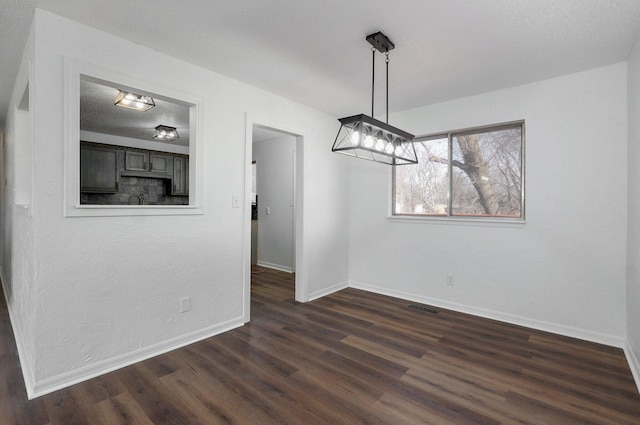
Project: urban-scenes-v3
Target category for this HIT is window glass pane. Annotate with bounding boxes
[451,126,522,217]
[394,136,449,215]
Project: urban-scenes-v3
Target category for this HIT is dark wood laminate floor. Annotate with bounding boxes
[1,267,640,424]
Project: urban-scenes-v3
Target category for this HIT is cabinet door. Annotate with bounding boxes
[125,151,148,171]
[149,153,172,174]
[81,145,118,193]
[185,158,189,195]
[172,156,189,195]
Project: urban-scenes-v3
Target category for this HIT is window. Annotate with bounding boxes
[393,121,524,219]
[79,77,191,207]
[64,58,203,217]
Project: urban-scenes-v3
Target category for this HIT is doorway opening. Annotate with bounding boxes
[244,121,305,322]
[252,127,296,274]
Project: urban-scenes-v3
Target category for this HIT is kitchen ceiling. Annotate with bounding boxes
[80,78,190,147]
[2,0,640,130]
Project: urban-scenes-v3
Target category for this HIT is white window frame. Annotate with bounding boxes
[390,121,525,227]
[63,58,204,217]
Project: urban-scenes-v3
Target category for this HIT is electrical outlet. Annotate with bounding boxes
[446,275,454,286]
[180,297,191,313]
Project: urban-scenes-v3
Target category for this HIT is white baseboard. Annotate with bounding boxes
[625,339,640,394]
[257,261,293,274]
[349,280,625,348]
[0,266,36,398]
[29,316,245,399]
[308,280,349,302]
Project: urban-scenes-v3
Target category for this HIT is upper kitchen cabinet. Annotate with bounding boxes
[80,144,118,193]
[150,153,172,174]
[172,156,189,195]
[80,141,189,205]
[125,150,147,172]
[124,151,173,174]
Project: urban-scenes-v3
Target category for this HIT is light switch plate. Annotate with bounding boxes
[180,297,191,313]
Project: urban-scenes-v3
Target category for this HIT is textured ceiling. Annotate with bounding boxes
[2,0,640,130]
[80,78,190,146]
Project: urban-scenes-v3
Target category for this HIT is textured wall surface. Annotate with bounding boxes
[626,34,640,384]
[4,9,349,397]
[1,19,37,392]
[349,63,628,346]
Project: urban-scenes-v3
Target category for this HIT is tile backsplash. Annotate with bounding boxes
[81,176,188,205]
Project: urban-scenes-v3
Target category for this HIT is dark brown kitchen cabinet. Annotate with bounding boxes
[81,142,189,198]
[149,153,172,173]
[125,150,147,171]
[125,150,173,174]
[172,156,189,195]
[80,144,118,193]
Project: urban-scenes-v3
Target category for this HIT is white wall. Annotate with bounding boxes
[626,36,640,385]
[253,135,296,272]
[348,63,628,346]
[1,20,37,393]
[4,9,349,398]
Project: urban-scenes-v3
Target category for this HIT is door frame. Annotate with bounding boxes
[243,114,307,323]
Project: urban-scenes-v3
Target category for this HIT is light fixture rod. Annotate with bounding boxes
[386,52,389,124]
[371,48,375,117]
[366,32,395,122]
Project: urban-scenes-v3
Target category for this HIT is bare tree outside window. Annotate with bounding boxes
[395,136,449,215]
[393,122,524,219]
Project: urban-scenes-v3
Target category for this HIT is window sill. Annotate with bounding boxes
[65,204,203,217]
[387,215,525,228]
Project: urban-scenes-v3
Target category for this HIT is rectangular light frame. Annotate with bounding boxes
[114,90,156,111]
[332,114,417,165]
[153,125,179,141]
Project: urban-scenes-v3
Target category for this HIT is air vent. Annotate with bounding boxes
[408,304,440,314]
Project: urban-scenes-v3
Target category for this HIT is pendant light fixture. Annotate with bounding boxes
[332,31,417,165]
